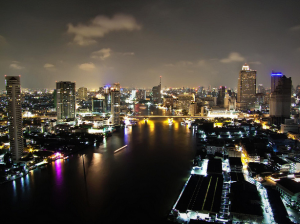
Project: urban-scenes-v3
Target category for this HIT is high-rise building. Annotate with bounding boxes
[217,86,226,107]
[237,63,256,111]
[92,98,104,113]
[5,76,24,161]
[271,72,283,93]
[78,87,87,100]
[257,84,266,94]
[111,89,120,125]
[56,81,76,120]
[152,77,161,104]
[269,73,292,125]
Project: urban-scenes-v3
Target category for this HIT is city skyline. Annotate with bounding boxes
[1,1,300,89]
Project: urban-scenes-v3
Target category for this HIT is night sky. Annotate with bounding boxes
[1,0,300,90]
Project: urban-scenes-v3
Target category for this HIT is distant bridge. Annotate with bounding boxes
[127,115,207,119]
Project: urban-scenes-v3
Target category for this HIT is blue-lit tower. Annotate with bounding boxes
[271,71,283,93]
[269,72,292,125]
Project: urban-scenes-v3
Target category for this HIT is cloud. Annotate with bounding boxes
[0,35,7,45]
[79,62,95,71]
[9,62,24,70]
[119,52,135,56]
[44,63,55,68]
[67,14,141,46]
[163,63,175,67]
[297,47,300,52]
[91,48,111,60]
[290,25,300,31]
[178,61,193,66]
[249,61,262,65]
[220,52,245,63]
[197,60,206,66]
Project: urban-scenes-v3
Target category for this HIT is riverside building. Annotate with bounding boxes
[5,76,24,161]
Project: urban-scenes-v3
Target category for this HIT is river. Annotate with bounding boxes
[0,117,196,224]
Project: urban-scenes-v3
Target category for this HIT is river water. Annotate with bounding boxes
[0,116,197,223]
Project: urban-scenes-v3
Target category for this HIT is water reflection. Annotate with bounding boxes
[174,121,179,131]
[92,153,102,166]
[55,159,63,187]
[2,118,196,223]
[146,119,155,133]
[124,125,132,146]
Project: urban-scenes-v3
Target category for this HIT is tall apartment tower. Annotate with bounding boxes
[111,88,120,125]
[152,76,161,104]
[56,81,76,120]
[5,76,24,161]
[78,87,87,100]
[237,63,256,111]
[269,73,292,125]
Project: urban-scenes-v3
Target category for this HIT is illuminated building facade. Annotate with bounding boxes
[56,81,76,120]
[237,64,256,111]
[111,89,120,125]
[269,73,292,125]
[78,87,87,100]
[5,76,24,161]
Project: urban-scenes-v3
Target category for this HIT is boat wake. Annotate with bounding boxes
[114,145,128,153]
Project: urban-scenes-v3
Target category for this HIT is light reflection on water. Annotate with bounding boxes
[55,159,63,187]
[1,118,196,223]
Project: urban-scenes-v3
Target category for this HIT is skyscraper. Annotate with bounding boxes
[111,88,120,125]
[78,87,87,100]
[269,73,292,125]
[271,72,283,93]
[217,86,226,107]
[56,81,76,120]
[237,63,256,111]
[5,76,23,161]
[152,76,161,104]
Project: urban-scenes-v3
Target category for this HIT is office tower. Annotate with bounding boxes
[217,86,226,107]
[224,93,236,110]
[111,89,120,125]
[103,85,111,113]
[152,76,162,104]
[5,76,24,161]
[113,83,120,91]
[92,97,104,113]
[271,72,283,93]
[78,87,87,100]
[189,101,197,116]
[237,63,256,111]
[197,86,204,97]
[269,73,292,125]
[295,85,300,96]
[56,81,76,120]
[136,89,146,100]
[257,84,266,94]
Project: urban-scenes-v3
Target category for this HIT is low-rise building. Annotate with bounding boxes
[276,178,300,208]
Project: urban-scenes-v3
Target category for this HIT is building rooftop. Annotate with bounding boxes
[175,174,223,214]
[230,181,263,217]
[228,157,242,167]
[230,172,245,182]
[276,178,300,195]
[207,159,222,175]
